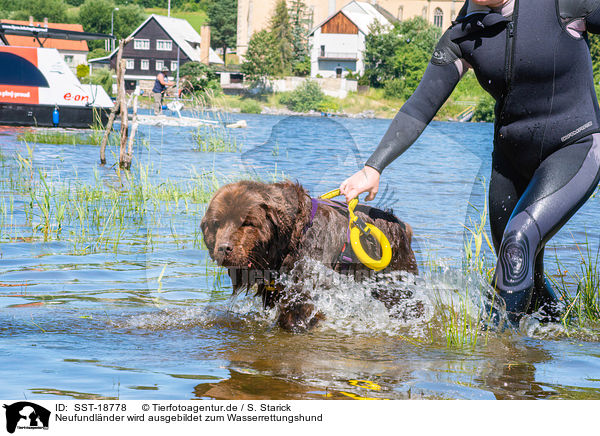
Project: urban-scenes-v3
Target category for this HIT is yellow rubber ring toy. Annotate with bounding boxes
[319,189,392,271]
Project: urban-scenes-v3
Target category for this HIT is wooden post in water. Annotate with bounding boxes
[118,57,129,168]
[100,38,127,164]
[99,37,133,167]
[124,94,138,169]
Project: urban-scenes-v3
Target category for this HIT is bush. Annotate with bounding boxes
[279,80,324,112]
[88,68,113,96]
[316,96,339,113]
[88,48,108,61]
[292,57,311,76]
[178,62,220,95]
[383,78,405,99]
[357,74,370,86]
[473,94,496,122]
[239,99,262,114]
[76,64,90,80]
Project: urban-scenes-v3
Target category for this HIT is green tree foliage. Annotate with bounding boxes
[81,68,114,96]
[473,94,495,122]
[364,17,441,98]
[288,0,312,76]
[79,0,145,50]
[270,0,294,75]
[241,30,280,82]
[19,0,68,22]
[589,33,600,94]
[207,0,237,65]
[178,61,220,95]
[242,0,311,80]
[88,48,109,60]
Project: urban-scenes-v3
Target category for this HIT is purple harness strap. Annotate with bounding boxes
[305,197,354,265]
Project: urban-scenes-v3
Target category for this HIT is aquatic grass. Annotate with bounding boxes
[192,126,241,153]
[17,130,117,147]
[435,287,481,350]
[552,237,600,329]
[462,178,496,280]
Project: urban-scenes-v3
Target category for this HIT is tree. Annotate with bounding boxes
[241,30,279,83]
[178,61,220,95]
[270,0,293,75]
[21,0,68,22]
[79,0,144,50]
[589,33,600,92]
[288,0,312,76]
[88,47,109,61]
[207,0,237,65]
[364,17,441,97]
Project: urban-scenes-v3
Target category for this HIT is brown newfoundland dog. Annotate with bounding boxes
[201,180,419,331]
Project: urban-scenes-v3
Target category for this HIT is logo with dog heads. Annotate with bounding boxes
[3,402,50,433]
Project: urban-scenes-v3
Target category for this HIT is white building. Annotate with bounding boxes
[308,1,391,78]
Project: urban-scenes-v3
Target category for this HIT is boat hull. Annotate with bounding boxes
[0,103,110,128]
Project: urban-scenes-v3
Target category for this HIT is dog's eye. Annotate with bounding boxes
[242,220,255,228]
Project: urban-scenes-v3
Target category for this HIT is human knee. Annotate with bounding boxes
[495,212,541,292]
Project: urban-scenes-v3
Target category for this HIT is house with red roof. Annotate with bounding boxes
[0,18,89,72]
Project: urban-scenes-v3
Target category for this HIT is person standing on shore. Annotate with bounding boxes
[152,67,175,115]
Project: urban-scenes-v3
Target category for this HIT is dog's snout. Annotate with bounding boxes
[217,242,233,255]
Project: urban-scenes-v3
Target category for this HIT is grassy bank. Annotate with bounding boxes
[217,71,488,120]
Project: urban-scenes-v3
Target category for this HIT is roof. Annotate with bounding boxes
[90,14,223,65]
[309,1,391,36]
[0,20,89,51]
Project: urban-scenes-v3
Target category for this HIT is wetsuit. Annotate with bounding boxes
[365,0,600,320]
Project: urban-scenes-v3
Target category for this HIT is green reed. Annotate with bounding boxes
[551,236,600,329]
[17,130,115,147]
[192,125,241,153]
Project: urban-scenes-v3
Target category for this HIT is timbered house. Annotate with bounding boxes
[89,14,222,91]
[308,1,392,78]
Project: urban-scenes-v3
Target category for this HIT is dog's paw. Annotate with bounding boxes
[277,302,324,332]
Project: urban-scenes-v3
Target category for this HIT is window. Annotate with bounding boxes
[134,39,150,50]
[434,8,443,28]
[141,59,149,70]
[64,55,73,64]
[171,61,178,71]
[422,6,427,19]
[397,6,403,21]
[125,58,134,69]
[155,60,164,71]
[320,45,325,57]
[156,40,172,51]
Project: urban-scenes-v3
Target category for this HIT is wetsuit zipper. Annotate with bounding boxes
[498,1,518,128]
[504,22,515,87]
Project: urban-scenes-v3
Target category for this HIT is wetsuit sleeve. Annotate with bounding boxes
[560,0,600,32]
[365,32,463,173]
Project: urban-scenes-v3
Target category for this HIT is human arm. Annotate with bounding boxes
[340,31,464,202]
[559,0,600,32]
[158,73,175,87]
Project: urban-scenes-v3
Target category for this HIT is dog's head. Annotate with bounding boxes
[201,181,308,283]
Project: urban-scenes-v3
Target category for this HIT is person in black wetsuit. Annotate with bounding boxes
[340,0,600,322]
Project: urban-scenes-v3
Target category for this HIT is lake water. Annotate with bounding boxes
[1,111,600,400]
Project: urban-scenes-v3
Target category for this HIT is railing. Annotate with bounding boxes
[318,51,358,60]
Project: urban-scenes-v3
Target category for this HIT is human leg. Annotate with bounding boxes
[153,92,162,115]
[494,134,600,319]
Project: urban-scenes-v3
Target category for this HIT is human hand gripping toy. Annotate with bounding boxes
[341,0,600,324]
